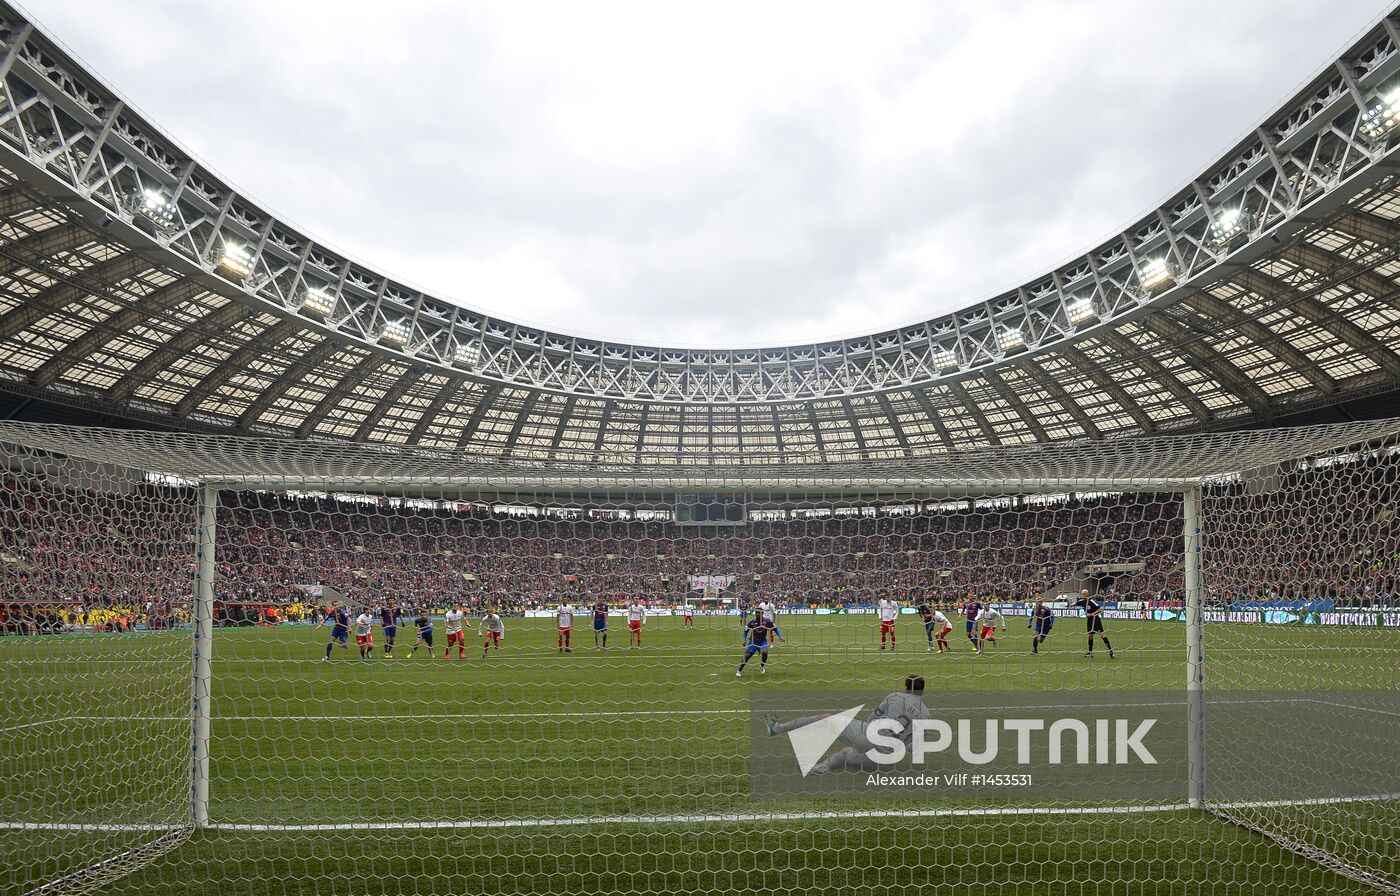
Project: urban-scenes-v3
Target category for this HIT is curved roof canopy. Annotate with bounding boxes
[1,3,1399,465]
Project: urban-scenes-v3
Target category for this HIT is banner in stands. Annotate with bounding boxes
[518,604,1400,626]
[689,575,735,591]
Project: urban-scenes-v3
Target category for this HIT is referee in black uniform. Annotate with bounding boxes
[1073,588,1115,659]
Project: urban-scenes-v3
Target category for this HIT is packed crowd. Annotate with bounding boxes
[214,490,1190,612]
[1,448,1396,632]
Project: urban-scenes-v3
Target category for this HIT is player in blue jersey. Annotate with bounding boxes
[322,601,350,661]
[1030,598,1055,654]
[591,598,609,651]
[964,598,983,653]
[736,609,776,677]
[408,609,433,658]
[379,600,399,659]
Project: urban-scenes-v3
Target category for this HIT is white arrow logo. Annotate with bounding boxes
[785,705,864,776]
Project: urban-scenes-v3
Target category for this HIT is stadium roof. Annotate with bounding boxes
[0,3,1399,465]
[5,419,1398,496]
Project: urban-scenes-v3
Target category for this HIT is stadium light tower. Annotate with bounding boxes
[1137,257,1175,293]
[217,241,254,281]
[300,287,336,318]
[1360,87,1400,141]
[380,319,412,345]
[932,346,959,371]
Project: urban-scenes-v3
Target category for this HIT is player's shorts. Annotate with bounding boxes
[879,620,896,633]
[939,624,953,637]
[593,618,607,631]
[446,630,464,646]
[745,642,768,656]
[1034,618,1053,635]
[418,630,433,646]
[558,625,572,633]
[355,634,372,646]
[628,620,643,633]
[965,619,977,633]
[382,625,396,639]
[923,619,935,632]
[330,627,348,644]
[980,625,996,639]
[683,611,694,618]
[484,630,502,646]
[1087,616,1105,633]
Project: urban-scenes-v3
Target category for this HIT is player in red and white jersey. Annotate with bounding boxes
[917,600,952,653]
[757,599,785,642]
[682,603,694,628]
[556,601,575,653]
[479,610,505,658]
[627,601,646,649]
[877,597,899,650]
[979,607,1004,648]
[353,610,375,661]
[443,605,466,659]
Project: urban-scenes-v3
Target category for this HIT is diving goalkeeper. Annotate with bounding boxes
[764,674,929,774]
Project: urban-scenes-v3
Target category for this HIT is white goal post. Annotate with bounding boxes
[2,419,1399,895]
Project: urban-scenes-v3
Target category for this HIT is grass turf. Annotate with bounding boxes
[3,614,1398,894]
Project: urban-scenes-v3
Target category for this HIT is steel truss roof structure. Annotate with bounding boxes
[0,3,1399,465]
[5,419,1398,495]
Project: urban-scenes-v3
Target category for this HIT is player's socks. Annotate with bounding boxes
[324,644,333,659]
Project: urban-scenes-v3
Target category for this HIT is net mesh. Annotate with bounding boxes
[1,421,1398,895]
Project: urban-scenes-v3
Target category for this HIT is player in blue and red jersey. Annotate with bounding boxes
[322,601,350,662]
[592,597,609,651]
[379,600,399,659]
[1030,599,1055,654]
[964,598,983,653]
[736,610,776,676]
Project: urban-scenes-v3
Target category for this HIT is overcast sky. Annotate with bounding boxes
[21,0,1395,346]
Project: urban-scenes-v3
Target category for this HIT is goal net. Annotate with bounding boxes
[2,420,1398,895]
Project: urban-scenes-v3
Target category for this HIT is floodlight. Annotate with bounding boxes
[136,189,176,228]
[301,287,335,317]
[380,319,412,345]
[455,341,482,367]
[1137,257,1174,292]
[1209,207,1249,247]
[217,242,254,280]
[1360,88,1400,141]
[996,328,1025,351]
[1066,297,1097,324]
[932,347,958,370]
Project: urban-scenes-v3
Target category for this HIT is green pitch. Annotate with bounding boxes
[3,615,1397,895]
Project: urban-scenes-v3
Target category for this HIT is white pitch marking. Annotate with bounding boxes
[6,793,1398,835]
[0,716,73,734]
